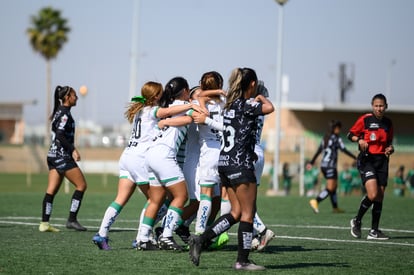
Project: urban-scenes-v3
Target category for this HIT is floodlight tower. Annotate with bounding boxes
[272,0,288,192]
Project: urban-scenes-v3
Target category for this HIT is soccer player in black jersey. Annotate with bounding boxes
[309,120,356,213]
[348,93,394,240]
[39,86,88,232]
[189,68,274,271]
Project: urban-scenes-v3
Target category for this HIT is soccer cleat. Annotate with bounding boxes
[158,236,183,251]
[175,224,191,244]
[332,208,345,213]
[39,222,60,232]
[350,218,362,239]
[136,240,159,250]
[309,199,319,213]
[188,235,202,266]
[66,220,87,231]
[367,229,389,240]
[209,232,229,250]
[92,233,110,250]
[233,261,266,271]
[251,237,260,251]
[257,228,275,251]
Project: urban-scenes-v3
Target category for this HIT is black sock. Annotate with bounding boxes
[42,193,54,222]
[316,189,329,203]
[68,190,84,222]
[356,196,372,222]
[201,213,236,243]
[237,221,253,263]
[330,190,338,208]
[371,201,383,230]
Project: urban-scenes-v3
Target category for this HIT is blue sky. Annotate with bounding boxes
[1,0,413,125]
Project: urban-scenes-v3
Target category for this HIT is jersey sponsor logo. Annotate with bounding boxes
[218,155,230,166]
[365,171,375,177]
[369,122,379,129]
[224,109,235,119]
[228,172,242,180]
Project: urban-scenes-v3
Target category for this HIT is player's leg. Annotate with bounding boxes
[39,168,64,232]
[64,166,88,231]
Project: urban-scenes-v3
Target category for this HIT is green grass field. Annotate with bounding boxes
[0,173,413,274]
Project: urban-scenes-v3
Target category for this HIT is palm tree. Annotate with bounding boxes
[27,7,70,144]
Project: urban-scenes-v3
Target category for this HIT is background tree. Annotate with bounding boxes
[27,7,70,144]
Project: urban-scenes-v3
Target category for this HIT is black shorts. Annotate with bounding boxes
[321,167,338,180]
[219,169,256,188]
[47,156,78,174]
[357,153,389,187]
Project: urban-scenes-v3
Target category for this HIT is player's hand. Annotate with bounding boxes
[358,139,369,152]
[192,112,207,124]
[72,149,81,161]
[190,103,208,115]
[385,145,394,157]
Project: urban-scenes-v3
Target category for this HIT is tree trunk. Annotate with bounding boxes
[45,60,51,146]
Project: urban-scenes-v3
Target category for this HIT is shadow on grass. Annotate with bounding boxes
[261,245,338,253]
[265,262,351,270]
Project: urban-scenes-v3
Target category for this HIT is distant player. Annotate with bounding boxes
[309,120,356,213]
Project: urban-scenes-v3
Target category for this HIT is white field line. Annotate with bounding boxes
[1,216,413,247]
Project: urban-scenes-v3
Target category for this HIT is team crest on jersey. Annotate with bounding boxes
[370,133,376,141]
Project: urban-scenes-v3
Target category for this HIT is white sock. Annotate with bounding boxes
[137,216,154,242]
[253,212,266,235]
[195,194,212,234]
[162,207,182,238]
[220,198,231,215]
[98,202,122,237]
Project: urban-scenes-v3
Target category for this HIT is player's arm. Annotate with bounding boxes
[156,104,206,119]
[198,89,226,98]
[254,94,274,115]
[157,114,193,128]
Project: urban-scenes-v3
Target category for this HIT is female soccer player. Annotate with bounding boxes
[92,82,203,250]
[348,93,394,240]
[137,77,195,251]
[189,68,274,271]
[309,120,356,213]
[39,86,88,232]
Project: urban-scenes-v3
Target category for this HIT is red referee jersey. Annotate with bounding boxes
[348,113,393,155]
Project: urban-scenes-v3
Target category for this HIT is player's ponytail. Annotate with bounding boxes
[125,81,163,123]
[50,86,72,120]
[225,67,257,110]
[159,77,189,108]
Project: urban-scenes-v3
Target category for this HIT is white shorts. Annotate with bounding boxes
[254,144,264,186]
[198,141,221,186]
[146,145,185,187]
[183,146,200,200]
[118,145,149,185]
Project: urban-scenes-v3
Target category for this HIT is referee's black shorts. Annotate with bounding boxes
[357,153,389,186]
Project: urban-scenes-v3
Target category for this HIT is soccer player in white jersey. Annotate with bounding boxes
[137,77,199,251]
[92,82,201,250]
[192,71,226,236]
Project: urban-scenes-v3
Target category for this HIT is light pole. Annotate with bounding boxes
[272,0,288,193]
